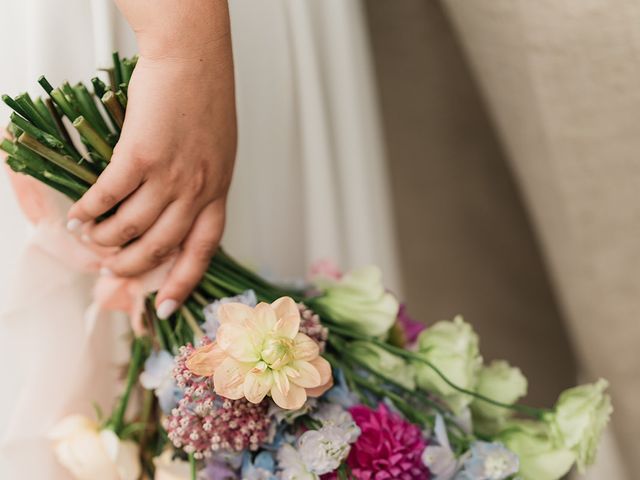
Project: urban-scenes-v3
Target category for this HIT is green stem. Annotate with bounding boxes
[111,337,145,435]
[189,453,197,480]
[326,323,547,418]
[181,306,204,341]
[18,132,97,184]
[50,88,79,121]
[102,91,125,129]
[73,116,113,161]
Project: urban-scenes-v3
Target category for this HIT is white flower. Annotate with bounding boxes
[313,266,399,337]
[276,417,355,478]
[415,316,482,413]
[422,415,459,480]
[311,403,360,443]
[49,414,141,480]
[472,361,528,422]
[545,378,612,471]
[277,444,318,480]
[298,426,353,475]
[139,350,182,413]
[202,290,257,338]
[153,450,192,480]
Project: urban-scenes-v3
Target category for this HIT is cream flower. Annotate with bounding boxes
[49,414,141,480]
[153,450,193,480]
[187,296,333,410]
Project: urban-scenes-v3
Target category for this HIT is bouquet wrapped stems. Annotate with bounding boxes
[2,54,611,479]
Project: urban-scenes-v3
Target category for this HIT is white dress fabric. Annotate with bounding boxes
[0,0,400,477]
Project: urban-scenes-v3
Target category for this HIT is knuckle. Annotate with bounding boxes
[99,191,117,206]
[120,224,139,242]
[189,169,207,198]
[148,243,171,264]
[190,240,216,263]
[131,154,153,170]
[166,164,181,184]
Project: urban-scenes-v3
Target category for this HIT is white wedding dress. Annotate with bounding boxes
[0,0,400,477]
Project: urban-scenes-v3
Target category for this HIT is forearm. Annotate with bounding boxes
[114,0,231,60]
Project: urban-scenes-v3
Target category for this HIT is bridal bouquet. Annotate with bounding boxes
[2,55,612,480]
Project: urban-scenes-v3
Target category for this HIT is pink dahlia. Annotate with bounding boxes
[346,404,429,480]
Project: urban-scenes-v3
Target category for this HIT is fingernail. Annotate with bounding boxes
[156,299,178,320]
[99,267,114,277]
[66,218,83,232]
[81,233,91,243]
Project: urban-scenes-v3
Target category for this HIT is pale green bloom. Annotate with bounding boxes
[414,316,482,413]
[544,379,612,471]
[472,360,528,423]
[313,266,399,337]
[349,341,416,390]
[498,420,576,480]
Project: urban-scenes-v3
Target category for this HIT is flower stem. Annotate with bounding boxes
[111,337,145,435]
[181,306,204,341]
[189,453,197,480]
[73,116,113,161]
[18,132,97,184]
[326,323,548,418]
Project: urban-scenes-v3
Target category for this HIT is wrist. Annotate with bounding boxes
[127,0,231,61]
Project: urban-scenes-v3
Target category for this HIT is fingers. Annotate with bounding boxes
[66,154,144,229]
[155,201,225,319]
[86,181,172,247]
[102,200,197,276]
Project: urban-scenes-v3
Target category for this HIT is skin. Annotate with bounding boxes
[67,0,237,318]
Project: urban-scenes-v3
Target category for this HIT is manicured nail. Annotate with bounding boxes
[156,299,178,320]
[99,267,114,277]
[66,218,83,232]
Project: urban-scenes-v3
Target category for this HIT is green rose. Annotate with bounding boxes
[348,340,416,390]
[313,266,399,337]
[414,316,482,413]
[544,379,612,471]
[472,360,528,423]
[498,420,576,480]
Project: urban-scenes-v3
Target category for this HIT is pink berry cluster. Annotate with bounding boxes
[298,303,329,352]
[164,339,271,458]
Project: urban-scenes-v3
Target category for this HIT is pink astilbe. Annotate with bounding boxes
[346,404,430,480]
[165,340,271,458]
[298,303,329,352]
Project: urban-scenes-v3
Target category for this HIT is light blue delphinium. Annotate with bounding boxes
[456,442,519,480]
[241,451,277,480]
[139,350,182,413]
[202,290,257,339]
[324,368,359,409]
[422,415,460,480]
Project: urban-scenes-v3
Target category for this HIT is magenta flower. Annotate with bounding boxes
[397,304,426,346]
[346,404,430,479]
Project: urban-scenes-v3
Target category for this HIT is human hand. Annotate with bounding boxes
[67,32,236,319]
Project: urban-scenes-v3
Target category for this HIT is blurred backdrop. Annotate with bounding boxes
[364,1,639,478]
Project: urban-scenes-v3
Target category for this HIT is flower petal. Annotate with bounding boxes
[253,302,278,332]
[218,302,254,325]
[244,370,274,404]
[272,297,301,339]
[213,357,253,400]
[216,323,261,363]
[186,342,226,376]
[272,381,307,410]
[293,333,320,361]
[306,356,334,397]
[288,360,322,388]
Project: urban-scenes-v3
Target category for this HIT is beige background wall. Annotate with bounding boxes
[364,0,577,407]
